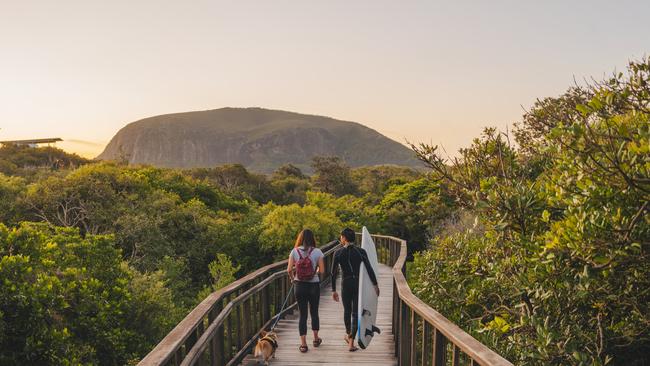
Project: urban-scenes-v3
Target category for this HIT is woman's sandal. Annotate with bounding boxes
[344,335,358,351]
[313,338,322,347]
[299,345,309,353]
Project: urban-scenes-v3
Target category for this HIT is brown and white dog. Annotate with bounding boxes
[254,330,278,365]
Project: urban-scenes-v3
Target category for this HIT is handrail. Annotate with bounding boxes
[370,234,513,366]
[139,240,340,366]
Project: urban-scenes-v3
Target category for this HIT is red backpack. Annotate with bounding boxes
[295,247,316,281]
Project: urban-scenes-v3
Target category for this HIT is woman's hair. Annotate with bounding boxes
[294,229,317,248]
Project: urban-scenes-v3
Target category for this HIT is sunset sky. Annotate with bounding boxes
[1,0,648,158]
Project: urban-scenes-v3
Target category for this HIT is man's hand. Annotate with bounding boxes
[374,285,380,297]
[332,292,339,302]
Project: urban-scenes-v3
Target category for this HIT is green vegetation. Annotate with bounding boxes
[1,58,647,365]
[409,58,649,365]
[0,144,420,365]
[0,144,88,178]
[0,223,178,365]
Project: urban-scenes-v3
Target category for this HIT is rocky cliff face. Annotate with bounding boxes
[97,107,421,173]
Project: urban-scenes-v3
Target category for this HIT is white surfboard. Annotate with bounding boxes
[357,226,380,349]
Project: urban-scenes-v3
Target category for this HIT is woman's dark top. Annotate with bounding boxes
[330,243,378,292]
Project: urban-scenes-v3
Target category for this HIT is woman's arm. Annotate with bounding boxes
[318,255,326,281]
[287,251,295,280]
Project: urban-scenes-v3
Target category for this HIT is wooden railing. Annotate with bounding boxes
[138,240,340,366]
[140,234,513,366]
[368,234,513,366]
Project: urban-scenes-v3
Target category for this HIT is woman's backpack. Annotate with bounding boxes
[295,247,316,281]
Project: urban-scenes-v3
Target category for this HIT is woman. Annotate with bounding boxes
[287,229,325,353]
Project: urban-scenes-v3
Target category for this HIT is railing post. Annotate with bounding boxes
[235,303,242,351]
[241,300,248,348]
[433,328,447,366]
[410,309,417,366]
[243,298,251,341]
[452,345,460,366]
[211,301,225,366]
[279,277,284,313]
[186,328,198,357]
[196,321,207,366]
[255,292,261,331]
[421,321,431,366]
[262,286,270,326]
[400,300,411,366]
[174,348,183,366]
[395,297,401,362]
[393,279,399,356]
[227,294,234,360]
[208,304,217,366]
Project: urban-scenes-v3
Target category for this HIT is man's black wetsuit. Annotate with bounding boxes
[331,243,379,338]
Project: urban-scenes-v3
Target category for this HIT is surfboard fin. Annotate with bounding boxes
[364,325,381,337]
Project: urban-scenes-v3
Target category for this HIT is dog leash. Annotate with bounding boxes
[269,282,295,331]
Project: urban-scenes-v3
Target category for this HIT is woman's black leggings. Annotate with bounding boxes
[294,281,320,336]
[341,277,359,337]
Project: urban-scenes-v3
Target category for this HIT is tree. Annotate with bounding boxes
[0,223,178,365]
[259,203,343,257]
[273,164,307,180]
[195,254,241,302]
[189,164,280,204]
[14,162,272,324]
[270,164,310,204]
[310,156,358,196]
[408,57,650,365]
[376,178,453,253]
[0,174,26,225]
[351,165,421,201]
[0,145,89,179]
[306,191,381,233]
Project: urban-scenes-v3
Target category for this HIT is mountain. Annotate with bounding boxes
[97,107,421,173]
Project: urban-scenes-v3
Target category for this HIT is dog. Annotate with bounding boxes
[254,330,278,365]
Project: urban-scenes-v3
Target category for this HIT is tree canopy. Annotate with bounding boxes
[409,57,649,365]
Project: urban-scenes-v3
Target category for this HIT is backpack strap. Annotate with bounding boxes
[297,247,314,259]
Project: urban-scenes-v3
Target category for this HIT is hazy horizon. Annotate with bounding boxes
[1,0,649,158]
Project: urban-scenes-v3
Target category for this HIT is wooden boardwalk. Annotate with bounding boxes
[242,264,396,366]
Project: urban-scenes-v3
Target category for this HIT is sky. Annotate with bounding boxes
[1,0,648,158]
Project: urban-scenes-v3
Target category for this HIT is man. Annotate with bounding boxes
[331,228,380,351]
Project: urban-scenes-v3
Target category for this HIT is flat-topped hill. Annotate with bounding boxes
[97,107,420,173]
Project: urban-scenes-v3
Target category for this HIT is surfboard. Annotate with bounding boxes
[357,226,381,349]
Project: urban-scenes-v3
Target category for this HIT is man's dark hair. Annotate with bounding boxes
[341,228,355,243]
